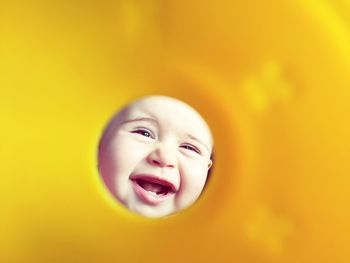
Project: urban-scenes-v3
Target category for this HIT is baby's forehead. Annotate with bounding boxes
[127,97,195,115]
[118,96,213,145]
[123,97,206,126]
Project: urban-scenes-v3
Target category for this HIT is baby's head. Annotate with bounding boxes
[98,95,213,218]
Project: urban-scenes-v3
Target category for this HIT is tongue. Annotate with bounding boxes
[141,181,164,194]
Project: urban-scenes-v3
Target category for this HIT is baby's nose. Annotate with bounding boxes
[147,144,176,168]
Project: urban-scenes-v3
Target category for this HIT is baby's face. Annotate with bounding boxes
[99,96,213,217]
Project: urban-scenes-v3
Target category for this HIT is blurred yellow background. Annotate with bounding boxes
[1,0,349,262]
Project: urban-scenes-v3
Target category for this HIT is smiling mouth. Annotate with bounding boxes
[135,178,173,195]
[130,175,176,205]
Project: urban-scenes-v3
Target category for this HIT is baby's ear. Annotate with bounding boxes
[207,159,213,170]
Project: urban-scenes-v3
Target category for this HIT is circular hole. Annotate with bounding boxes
[97,95,215,218]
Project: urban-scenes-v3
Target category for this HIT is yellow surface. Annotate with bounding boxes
[1,0,350,262]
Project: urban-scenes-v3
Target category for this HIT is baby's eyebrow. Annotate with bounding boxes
[121,117,158,125]
[186,134,211,153]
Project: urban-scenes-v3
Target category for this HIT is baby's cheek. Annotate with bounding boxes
[182,165,208,196]
[112,136,144,163]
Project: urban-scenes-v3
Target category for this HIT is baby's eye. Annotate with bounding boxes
[180,144,201,154]
[131,129,155,139]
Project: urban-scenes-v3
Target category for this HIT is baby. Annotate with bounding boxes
[98,95,213,218]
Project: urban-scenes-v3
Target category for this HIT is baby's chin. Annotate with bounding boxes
[115,188,201,218]
[126,197,177,218]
